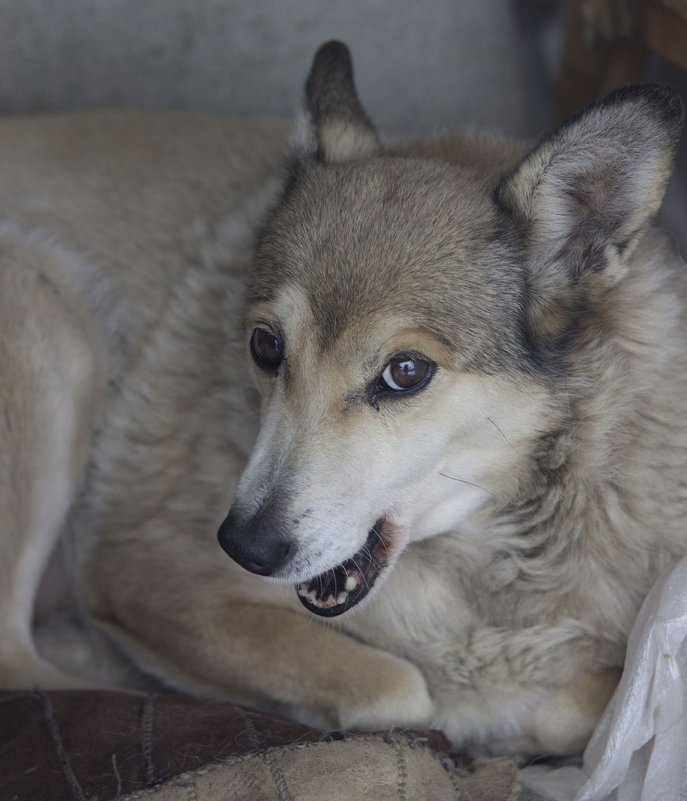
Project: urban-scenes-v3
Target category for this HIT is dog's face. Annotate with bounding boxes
[218,42,683,617]
[232,159,554,615]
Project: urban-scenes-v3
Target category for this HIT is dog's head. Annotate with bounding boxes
[218,41,683,617]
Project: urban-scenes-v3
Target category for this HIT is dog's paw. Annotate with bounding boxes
[336,651,435,732]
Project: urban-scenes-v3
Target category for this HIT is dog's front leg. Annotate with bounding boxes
[88,571,435,731]
[418,620,622,755]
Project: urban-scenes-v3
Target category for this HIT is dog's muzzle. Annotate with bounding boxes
[217,506,292,577]
[296,520,390,617]
[217,503,390,616]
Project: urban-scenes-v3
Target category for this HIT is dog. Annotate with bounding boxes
[0,40,684,757]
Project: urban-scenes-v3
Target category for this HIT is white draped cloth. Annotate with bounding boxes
[521,556,687,801]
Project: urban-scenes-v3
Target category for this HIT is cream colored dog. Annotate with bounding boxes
[1,41,685,756]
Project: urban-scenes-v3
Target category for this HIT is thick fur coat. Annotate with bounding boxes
[0,42,684,756]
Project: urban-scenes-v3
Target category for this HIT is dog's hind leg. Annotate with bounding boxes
[0,252,101,689]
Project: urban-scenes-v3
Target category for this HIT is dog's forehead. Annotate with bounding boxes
[253,157,525,367]
[264,281,454,370]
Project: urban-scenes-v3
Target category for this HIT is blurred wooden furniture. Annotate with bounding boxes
[558,0,687,120]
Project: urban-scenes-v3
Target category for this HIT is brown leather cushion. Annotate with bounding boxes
[0,691,518,801]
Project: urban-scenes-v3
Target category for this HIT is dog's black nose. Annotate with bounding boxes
[217,506,292,576]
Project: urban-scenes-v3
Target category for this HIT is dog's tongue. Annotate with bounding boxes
[295,527,385,617]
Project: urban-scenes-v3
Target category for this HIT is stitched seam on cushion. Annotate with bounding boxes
[236,707,264,752]
[449,769,465,801]
[385,735,408,801]
[184,773,198,801]
[141,694,157,785]
[264,750,293,801]
[112,753,123,800]
[117,733,461,799]
[35,691,88,801]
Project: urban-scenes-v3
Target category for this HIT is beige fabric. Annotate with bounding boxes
[115,734,519,801]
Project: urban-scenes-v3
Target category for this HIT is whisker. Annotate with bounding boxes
[350,556,370,590]
[370,525,390,556]
[438,472,496,498]
[486,416,520,455]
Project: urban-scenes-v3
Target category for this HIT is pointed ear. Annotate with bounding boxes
[291,40,381,164]
[495,84,683,337]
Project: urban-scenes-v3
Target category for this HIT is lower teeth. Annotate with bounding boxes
[297,582,350,608]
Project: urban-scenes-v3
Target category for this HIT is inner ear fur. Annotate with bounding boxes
[291,40,381,164]
[495,84,683,337]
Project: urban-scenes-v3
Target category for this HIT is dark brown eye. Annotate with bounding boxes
[379,354,433,393]
[250,326,283,373]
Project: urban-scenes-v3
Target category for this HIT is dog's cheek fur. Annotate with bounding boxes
[241,365,559,584]
[387,372,558,539]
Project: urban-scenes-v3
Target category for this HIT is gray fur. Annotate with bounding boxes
[0,46,685,758]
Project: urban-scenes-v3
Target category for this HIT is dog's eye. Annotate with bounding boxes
[378,354,433,393]
[250,326,284,373]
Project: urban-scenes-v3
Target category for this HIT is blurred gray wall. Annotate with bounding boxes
[0,0,562,135]
[0,0,683,247]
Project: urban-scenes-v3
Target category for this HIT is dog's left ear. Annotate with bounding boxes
[495,84,683,336]
[291,40,381,164]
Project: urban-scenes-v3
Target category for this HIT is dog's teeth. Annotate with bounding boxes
[336,591,348,604]
[306,590,318,604]
[344,576,358,591]
[297,585,308,597]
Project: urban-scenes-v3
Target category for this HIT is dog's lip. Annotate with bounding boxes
[295,520,390,617]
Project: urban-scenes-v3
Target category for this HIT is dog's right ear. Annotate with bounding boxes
[290,40,381,164]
